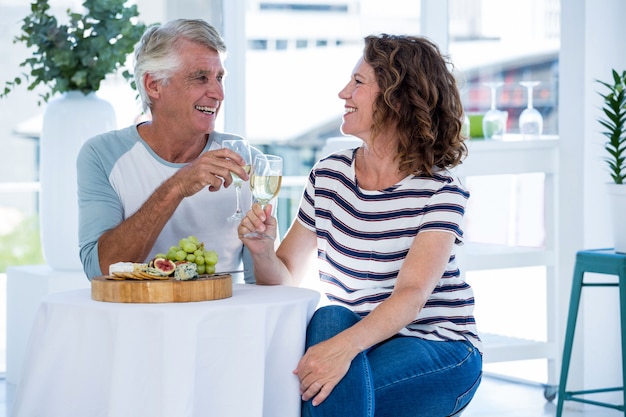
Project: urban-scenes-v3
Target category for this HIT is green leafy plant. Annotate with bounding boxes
[597,69,626,184]
[1,0,147,104]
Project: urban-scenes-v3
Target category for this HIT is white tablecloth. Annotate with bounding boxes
[11,284,320,417]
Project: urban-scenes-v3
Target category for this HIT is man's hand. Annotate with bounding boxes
[172,148,249,197]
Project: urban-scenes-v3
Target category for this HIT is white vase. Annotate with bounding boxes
[607,183,626,254]
[40,91,117,270]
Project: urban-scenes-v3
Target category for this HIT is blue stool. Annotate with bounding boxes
[556,249,626,416]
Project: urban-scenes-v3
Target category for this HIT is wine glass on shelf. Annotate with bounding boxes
[519,81,543,140]
[482,82,507,140]
[242,154,283,240]
[222,139,252,222]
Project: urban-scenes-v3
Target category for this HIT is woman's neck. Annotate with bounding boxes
[355,144,404,190]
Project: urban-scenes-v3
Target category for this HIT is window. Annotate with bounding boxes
[449,0,560,135]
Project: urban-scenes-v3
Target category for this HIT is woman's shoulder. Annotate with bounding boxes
[315,147,357,168]
[405,168,468,194]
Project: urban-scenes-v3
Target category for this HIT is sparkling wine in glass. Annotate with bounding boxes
[243,154,283,240]
[222,139,252,222]
[519,81,543,140]
[482,82,508,140]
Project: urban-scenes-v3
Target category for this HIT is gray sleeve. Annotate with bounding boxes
[77,135,125,280]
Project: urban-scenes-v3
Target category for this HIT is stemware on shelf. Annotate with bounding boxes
[482,82,508,140]
[222,139,252,222]
[242,154,283,240]
[519,81,543,140]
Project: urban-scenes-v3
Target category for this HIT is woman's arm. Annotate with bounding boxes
[240,203,318,286]
[295,230,456,405]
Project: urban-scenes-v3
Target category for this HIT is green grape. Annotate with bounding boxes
[181,241,197,254]
[204,250,218,265]
[169,235,219,274]
[166,248,178,261]
[154,253,167,259]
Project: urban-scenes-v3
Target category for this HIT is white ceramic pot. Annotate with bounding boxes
[607,183,626,254]
[40,92,116,270]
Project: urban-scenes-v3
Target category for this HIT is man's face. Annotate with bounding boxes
[157,38,226,136]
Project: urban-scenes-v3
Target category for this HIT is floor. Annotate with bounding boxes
[1,374,622,416]
[464,375,622,417]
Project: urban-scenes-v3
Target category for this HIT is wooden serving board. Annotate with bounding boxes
[91,274,232,303]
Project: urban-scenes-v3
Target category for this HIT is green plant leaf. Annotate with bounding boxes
[0,0,149,103]
[597,69,626,184]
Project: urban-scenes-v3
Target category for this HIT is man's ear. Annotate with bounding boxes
[144,73,161,101]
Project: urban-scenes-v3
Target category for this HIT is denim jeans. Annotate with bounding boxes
[301,305,483,417]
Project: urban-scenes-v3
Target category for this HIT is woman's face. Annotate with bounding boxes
[338,56,380,141]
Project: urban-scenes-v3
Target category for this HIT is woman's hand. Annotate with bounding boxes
[238,203,278,247]
[293,337,355,406]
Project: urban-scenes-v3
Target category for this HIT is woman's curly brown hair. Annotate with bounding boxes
[363,34,468,176]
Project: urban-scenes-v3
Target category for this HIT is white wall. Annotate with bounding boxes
[559,0,626,405]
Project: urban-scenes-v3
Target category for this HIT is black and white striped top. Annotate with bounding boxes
[297,148,482,352]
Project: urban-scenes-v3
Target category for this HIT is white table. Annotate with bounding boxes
[11,284,320,417]
[6,265,90,387]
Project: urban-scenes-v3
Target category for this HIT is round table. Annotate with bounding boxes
[11,284,320,417]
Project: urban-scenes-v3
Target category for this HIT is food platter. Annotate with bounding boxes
[91,273,232,303]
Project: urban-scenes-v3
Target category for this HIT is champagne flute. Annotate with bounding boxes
[519,81,543,140]
[242,154,283,240]
[222,139,252,222]
[482,82,508,140]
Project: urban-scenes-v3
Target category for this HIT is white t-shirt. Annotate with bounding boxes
[77,124,255,282]
[297,148,482,352]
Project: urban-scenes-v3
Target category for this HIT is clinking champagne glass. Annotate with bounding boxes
[242,154,283,240]
[222,139,252,222]
[519,81,543,140]
[482,82,507,140]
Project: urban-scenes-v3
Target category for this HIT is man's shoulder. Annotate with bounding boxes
[210,131,244,144]
[82,125,139,153]
[78,125,143,171]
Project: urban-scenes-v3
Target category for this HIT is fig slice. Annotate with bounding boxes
[153,257,176,276]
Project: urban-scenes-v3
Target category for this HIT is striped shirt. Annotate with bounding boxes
[297,148,482,352]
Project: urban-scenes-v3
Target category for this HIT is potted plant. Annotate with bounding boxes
[1,0,146,103]
[596,69,626,253]
[0,0,148,270]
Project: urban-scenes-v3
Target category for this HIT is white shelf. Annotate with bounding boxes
[455,136,558,177]
[462,243,555,271]
[459,136,560,388]
[481,333,557,363]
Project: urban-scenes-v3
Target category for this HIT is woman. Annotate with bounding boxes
[239,34,482,417]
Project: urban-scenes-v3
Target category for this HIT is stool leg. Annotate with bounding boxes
[556,264,585,417]
[619,270,626,417]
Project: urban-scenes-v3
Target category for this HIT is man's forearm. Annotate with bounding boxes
[97,177,184,273]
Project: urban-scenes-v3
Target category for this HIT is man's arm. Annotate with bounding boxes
[80,144,248,278]
[96,174,184,276]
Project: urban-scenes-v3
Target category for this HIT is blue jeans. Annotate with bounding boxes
[301,305,483,417]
